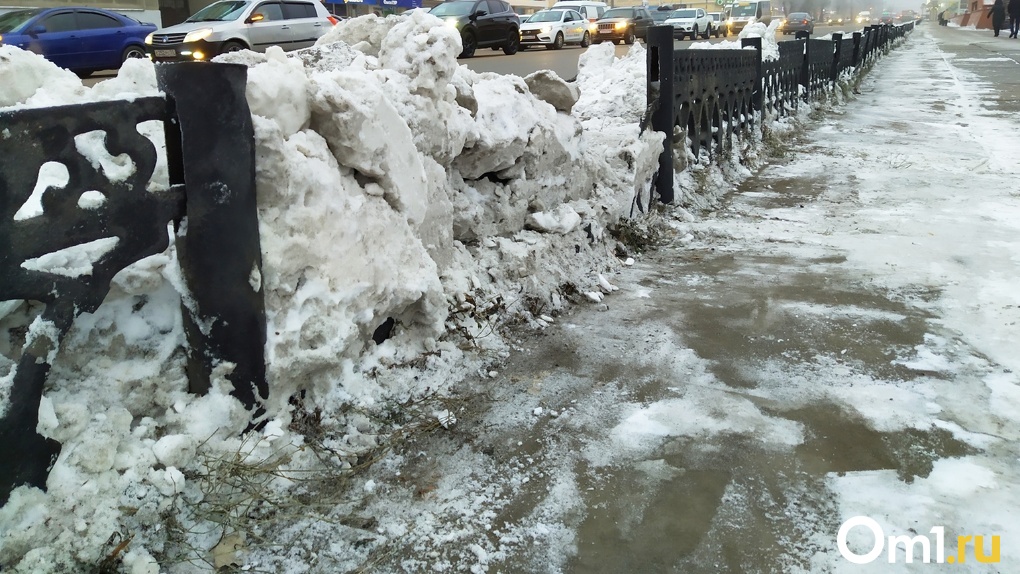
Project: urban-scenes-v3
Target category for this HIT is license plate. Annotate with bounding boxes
[523,31,537,36]
[154,49,176,58]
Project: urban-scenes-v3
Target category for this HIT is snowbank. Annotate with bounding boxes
[0,11,668,571]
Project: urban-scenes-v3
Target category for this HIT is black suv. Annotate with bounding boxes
[594,6,653,45]
[430,0,520,58]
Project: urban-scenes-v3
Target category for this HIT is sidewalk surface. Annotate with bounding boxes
[931,23,1020,113]
[301,24,1020,573]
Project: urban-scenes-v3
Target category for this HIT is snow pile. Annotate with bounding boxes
[0,11,669,572]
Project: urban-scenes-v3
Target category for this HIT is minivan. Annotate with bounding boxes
[145,0,336,62]
[725,0,770,34]
[551,0,607,30]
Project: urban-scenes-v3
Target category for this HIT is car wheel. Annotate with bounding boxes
[624,27,635,44]
[502,29,519,55]
[75,70,93,79]
[122,45,146,62]
[581,31,590,47]
[459,30,477,58]
[552,32,565,49]
[703,24,711,39]
[220,41,246,55]
[692,25,698,39]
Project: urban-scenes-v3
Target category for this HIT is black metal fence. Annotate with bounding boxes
[647,21,916,203]
[0,63,267,505]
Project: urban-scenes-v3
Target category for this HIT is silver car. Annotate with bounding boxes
[145,0,337,62]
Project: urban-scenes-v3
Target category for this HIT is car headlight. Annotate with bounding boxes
[183,28,213,43]
[144,32,154,44]
[541,25,551,33]
[614,21,627,29]
[445,17,459,28]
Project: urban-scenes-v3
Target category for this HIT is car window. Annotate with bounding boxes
[789,12,809,18]
[570,10,583,20]
[429,1,474,16]
[730,3,759,17]
[602,8,633,18]
[77,11,122,30]
[528,10,553,21]
[39,12,77,33]
[671,9,697,18]
[282,2,317,18]
[0,8,43,32]
[486,0,503,14]
[253,2,283,20]
[187,0,250,22]
[500,1,511,12]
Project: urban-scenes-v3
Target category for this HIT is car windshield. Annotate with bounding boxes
[652,10,671,22]
[710,13,721,20]
[602,8,634,18]
[528,10,564,22]
[670,9,697,18]
[186,1,250,22]
[0,8,42,32]
[730,3,759,17]
[430,1,476,17]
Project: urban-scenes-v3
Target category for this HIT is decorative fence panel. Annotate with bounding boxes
[0,62,268,505]
[646,22,916,203]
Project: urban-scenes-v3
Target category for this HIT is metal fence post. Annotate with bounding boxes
[647,25,675,204]
[741,36,763,112]
[796,32,810,97]
[831,33,842,82]
[852,31,862,67]
[155,63,269,421]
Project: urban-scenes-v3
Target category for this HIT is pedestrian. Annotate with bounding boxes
[989,0,1006,36]
[1008,0,1020,37]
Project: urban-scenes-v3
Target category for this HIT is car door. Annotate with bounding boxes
[75,10,124,71]
[246,2,288,52]
[491,0,513,39]
[566,10,583,41]
[636,8,652,37]
[27,11,81,70]
[280,1,322,49]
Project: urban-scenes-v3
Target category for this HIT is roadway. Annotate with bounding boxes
[461,24,848,79]
[81,24,849,87]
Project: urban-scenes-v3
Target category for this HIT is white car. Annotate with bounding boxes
[664,7,712,40]
[520,9,591,49]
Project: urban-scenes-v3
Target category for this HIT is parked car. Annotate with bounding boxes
[145,0,337,63]
[707,11,729,36]
[664,7,712,40]
[651,5,675,25]
[520,9,590,49]
[594,6,653,44]
[0,7,155,77]
[430,0,520,58]
[780,11,814,35]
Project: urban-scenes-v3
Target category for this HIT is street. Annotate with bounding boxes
[80,25,850,86]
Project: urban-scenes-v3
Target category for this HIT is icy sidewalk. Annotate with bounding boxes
[241,26,1020,573]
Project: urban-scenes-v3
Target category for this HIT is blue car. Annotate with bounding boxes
[0,7,156,77]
